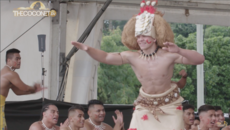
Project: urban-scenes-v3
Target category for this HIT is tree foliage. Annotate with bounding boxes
[170,23,196,37]
[98,22,230,112]
[98,28,140,104]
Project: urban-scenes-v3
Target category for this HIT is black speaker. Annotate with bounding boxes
[38,34,46,52]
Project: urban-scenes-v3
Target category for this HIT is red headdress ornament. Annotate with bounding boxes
[138,0,158,15]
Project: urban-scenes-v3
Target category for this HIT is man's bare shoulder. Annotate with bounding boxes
[158,48,176,56]
[158,48,180,59]
[1,68,19,79]
[120,51,140,61]
[54,125,60,130]
[81,119,93,130]
[121,51,139,57]
[29,121,43,130]
[84,119,91,126]
[102,122,113,130]
[190,127,198,130]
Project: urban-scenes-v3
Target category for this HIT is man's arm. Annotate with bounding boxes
[9,72,40,93]
[162,42,205,65]
[176,70,187,89]
[72,42,130,65]
[11,84,39,95]
[175,49,205,65]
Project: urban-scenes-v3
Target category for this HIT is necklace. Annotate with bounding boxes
[197,125,201,130]
[197,125,211,130]
[139,46,159,60]
[89,118,105,130]
[42,120,55,130]
[69,125,72,130]
[5,65,15,71]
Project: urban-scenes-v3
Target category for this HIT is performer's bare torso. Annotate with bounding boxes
[0,67,15,97]
[124,49,176,94]
[71,36,204,95]
[81,119,113,130]
[29,121,60,130]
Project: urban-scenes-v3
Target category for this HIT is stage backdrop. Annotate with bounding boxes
[5,98,133,130]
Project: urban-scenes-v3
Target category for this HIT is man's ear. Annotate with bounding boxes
[43,112,46,118]
[88,110,91,117]
[199,115,203,121]
[69,117,73,122]
[6,58,11,64]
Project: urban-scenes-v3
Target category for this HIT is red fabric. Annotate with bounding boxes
[176,106,182,110]
[128,128,137,130]
[141,114,148,120]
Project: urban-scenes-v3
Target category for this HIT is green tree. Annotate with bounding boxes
[203,26,230,112]
[103,20,127,36]
[172,26,230,112]
[170,23,196,37]
[98,27,141,104]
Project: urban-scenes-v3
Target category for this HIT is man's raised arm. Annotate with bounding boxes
[72,42,129,65]
[162,42,205,65]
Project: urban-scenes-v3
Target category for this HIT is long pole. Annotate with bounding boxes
[62,0,112,65]
[41,52,45,101]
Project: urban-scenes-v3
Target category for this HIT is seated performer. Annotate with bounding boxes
[194,105,216,130]
[29,103,60,130]
[0,48,43,130]
[60,105,85,130]
[80,100,124,130]
[183,104,195,130]
[71,0,204,129]
[82,100,112,130]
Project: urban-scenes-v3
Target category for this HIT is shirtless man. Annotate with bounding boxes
[60,105,85,130]
[183,104,195,130]
[0,48,43,130]
[191,105,216,130]
[72,34,203,130]
[29,103,60,130]
[72,1,204,129]
[81,100,113,130]
[79,100,124,130]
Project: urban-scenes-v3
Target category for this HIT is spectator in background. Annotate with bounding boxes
[211,106,226,130]
[191,117,200,129]
[183,104,195,130]
[194,105,216,130]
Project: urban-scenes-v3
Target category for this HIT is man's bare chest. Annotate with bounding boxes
[132,58,173,74]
